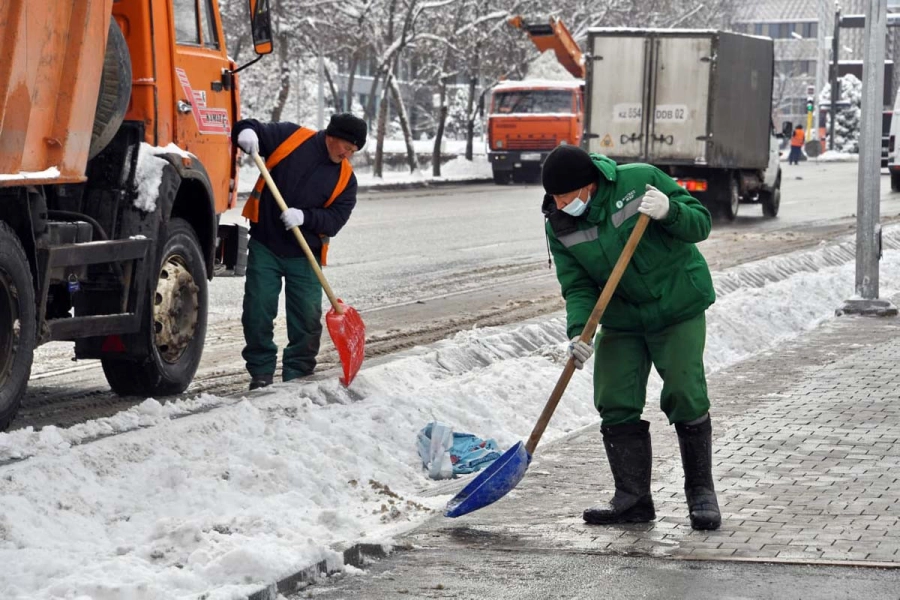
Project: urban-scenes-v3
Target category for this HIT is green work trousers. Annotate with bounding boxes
[592,312,709,426]
[242,238,322,382]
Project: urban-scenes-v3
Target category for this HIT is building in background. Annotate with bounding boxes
[733,0,900,132]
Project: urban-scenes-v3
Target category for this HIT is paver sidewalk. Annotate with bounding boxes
[401,293,900,566]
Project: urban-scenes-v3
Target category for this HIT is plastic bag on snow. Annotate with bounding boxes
[417,421,503,480]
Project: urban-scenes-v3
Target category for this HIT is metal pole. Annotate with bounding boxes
[814,0,830,142]
[839,0,898,316]
[830,9,840,150]
[856,0,886,299]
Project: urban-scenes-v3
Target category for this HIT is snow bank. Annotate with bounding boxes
[816,150,859,162]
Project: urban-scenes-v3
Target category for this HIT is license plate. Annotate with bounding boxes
[520,152,541,161]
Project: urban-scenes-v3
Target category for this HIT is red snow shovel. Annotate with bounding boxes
[445,213,650,518]
[252,153,365,386]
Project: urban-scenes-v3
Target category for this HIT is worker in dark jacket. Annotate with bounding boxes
[233,113,367,390]
[541,144,721,530]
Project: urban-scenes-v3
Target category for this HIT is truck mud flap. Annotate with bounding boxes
[215,223,248,276]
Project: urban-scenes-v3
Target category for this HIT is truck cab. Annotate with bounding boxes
[0,0,272,429]
[487,80,584,184]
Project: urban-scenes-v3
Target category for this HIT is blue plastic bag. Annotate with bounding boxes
[417,421,503,480]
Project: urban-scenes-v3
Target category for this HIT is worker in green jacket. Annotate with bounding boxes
[541,144,720,531]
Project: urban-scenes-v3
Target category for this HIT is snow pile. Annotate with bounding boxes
[524,51,580,81]
[816,150,860,162]
[134,143,196,213]
[3,245,900,599]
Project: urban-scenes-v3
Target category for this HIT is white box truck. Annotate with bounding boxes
[584,28,783,220]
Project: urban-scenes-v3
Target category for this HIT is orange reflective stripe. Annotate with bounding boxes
[323,159,353,208]
[241,127,316,222]
[241,197,259,221]
[269,127,316,167]
[241,127,355,266]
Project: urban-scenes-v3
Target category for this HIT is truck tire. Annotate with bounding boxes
[88,20,132,160]
[0,222,36,430]
[101,218,208,397]
[760,171,781,218]
[492,169,511,185]
[721,176,740,222]
[892,170,900,193]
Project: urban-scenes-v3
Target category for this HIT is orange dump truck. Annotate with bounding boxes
[488,17,586,185]
[0,0,272,428]
[487,79,584,184]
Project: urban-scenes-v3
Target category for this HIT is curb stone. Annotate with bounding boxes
[245,543,411,600]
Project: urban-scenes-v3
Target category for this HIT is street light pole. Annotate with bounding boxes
[815,0,830,143]
[830,8,840,151]
[839,0,898,316]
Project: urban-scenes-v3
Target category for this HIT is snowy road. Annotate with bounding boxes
[12,161,900,430]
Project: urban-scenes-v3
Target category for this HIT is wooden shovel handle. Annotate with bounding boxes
[251,152,343,313]
[525,213,650,455]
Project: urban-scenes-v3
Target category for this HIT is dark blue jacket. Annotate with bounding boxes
[233,119,358,259]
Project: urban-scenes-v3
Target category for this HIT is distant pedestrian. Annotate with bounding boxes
[233,113,367,390]
[789,125,805,165]
[541,145,721,531]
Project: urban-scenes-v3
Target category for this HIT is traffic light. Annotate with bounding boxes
[806,96,814,113]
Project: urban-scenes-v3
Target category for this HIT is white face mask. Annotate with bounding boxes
[561,187,590,217]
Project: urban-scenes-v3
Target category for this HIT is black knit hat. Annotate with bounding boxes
[541,145,598,195]
[326,113,368,149]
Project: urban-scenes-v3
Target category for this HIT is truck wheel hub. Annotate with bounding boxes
[153,255,199,364]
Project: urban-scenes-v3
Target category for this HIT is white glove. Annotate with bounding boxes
[280,207,304,230]
[568,337,594,370]
[237,128,259,155]
[638,184,670,220]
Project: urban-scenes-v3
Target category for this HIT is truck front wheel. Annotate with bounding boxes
[0,222,36,430]
[102,218,208,397]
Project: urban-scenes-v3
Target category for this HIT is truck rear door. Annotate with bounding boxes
[648,36,711,163]
[586,35,648,160]
[170,0,233,214]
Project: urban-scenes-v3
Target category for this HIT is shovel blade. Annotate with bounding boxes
[444,441,532,518]
[325,301,365,387]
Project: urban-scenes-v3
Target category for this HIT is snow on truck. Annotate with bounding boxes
[584,28,783,220]
[0,0,273,429]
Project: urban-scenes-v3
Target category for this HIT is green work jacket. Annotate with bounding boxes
[545,154,716,337]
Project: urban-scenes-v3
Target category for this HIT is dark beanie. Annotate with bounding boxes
[541,145,598,195]
[326,113,368,149]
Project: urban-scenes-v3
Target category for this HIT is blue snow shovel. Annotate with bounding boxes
[445,213,651,518]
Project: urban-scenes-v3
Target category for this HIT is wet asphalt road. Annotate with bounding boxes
[305,549,900,599]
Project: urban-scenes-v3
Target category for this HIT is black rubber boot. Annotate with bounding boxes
[583,420,656,525]
[675,414,722,531]
[249,374,273,391]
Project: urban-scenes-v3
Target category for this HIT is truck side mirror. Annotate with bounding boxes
[781,121,793,138]
[249,0,273,55]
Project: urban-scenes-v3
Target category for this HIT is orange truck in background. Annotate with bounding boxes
[487,17,585,185]
[0,0,272,429]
